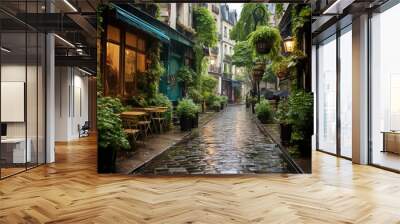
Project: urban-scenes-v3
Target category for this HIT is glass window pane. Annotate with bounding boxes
[106,42,120,96]
[137,53,146,72]
[340,28,352,158]
[371,4,400,171]
[125,49,137,96]
[318,35,337,154]
[27,32,38,168]
[137,38,145,51]
[107,25,120,43]
[1,32,27,177]
[126,32,137,48]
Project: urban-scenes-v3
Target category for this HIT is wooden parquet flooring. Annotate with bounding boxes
[1,136,400,223]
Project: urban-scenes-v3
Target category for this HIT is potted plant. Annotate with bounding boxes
[272,57,295,79]
[255,98,273,124]
[275,98,291,146]
[220,95,228,109]
[97,97,130,173]
[176,98,199,131]
[212,100,221,112]
[287,91,313,156]
[248,26,282,56]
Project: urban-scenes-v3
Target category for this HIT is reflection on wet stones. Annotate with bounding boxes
[135,105,296,175]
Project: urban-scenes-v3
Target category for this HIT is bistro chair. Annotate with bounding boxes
[137,113,152,138]
[121,115,141,149]
[151,109,166,134]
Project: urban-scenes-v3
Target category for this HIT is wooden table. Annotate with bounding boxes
[382,131,400,154]
[120,111,147,117]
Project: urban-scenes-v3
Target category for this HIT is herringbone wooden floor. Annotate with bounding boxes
[1,136,400,224]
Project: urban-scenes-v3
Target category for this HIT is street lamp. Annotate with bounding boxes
[283,36,295,53]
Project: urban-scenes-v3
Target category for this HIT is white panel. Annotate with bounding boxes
[1,82,25,122]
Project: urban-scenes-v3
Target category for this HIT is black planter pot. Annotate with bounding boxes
[180,116,192,131]
[297,139,312,157]
[255,40,273,54]
[97,146,117,173]
[221,104,224,110]
[191,113,199,128]
[280,123,292,146]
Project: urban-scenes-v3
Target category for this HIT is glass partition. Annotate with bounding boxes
[339,26,352,158]
[370,3,400,171]
[0,2,46,179]
[317,35,337,154]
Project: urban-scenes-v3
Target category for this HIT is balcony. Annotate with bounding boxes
[223,54,232,62]
[208,65,221,74]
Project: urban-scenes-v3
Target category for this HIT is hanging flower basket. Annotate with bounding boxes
[255,41,274,54]
[248,26,282,56]
[252,62,265,82]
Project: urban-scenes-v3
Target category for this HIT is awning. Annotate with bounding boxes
[115,4,193,48]
[112,4,170,43]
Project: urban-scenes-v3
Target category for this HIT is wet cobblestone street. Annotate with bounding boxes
[135,105,296,174]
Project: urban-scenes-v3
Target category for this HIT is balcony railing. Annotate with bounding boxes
[224,54,232,62]
[208,65,221,74]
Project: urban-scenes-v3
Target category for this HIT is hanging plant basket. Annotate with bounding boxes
[255,41,274,54]
[249,26,282,56]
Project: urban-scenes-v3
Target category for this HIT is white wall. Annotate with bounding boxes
[55,67,89,141]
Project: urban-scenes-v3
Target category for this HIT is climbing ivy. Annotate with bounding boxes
[230,3,270,42]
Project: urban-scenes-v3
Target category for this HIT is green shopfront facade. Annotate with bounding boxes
[100,4,194,103]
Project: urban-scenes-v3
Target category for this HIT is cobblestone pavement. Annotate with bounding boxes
[135,105,296,174]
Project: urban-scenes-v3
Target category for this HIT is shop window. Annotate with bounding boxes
[126,32,137,48]
[124,49,137,96]
[106,42,120,96]
[107,25,120,43]
[137,53,146,72]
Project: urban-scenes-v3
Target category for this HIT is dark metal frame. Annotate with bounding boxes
[315,24,353,161]
[0,0,47,180]
[367,0,400,172]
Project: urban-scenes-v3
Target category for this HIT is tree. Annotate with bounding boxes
[192,6,218,86]
[232,41,254,68]
[230,3,270,42]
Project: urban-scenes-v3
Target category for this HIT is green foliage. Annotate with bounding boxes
[193,7,218,48]
[287,91,313,141]
[220,96,228,105]
[275,3,284,19]
[262,64,277,83]
[248,26,282,59]
[147,93,173,127]
[192,7,217,78]
[97,4,112,33]
[255,98,273,124]
[291,6,311,36]
[275,98,289,124]
[176,66,195,87]
[136,42,165,99]
[97,97,130,150]
[230,3,270,41]
[211,100,221,111]
[176,98,200,119]
[187,87,203,104]
[232,41,254,68]
[200,74,218,94]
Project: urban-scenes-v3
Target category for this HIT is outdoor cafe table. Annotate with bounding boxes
[120,111,147,117]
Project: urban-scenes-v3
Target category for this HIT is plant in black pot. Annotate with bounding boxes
[287,91,313,157]
[220,95,228,110]
[177,98,200,131]
[97,97,130,173]
[248,26,282,57]
[255,98,273,124]
[275,98,291,146]
[212,100,221,112]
